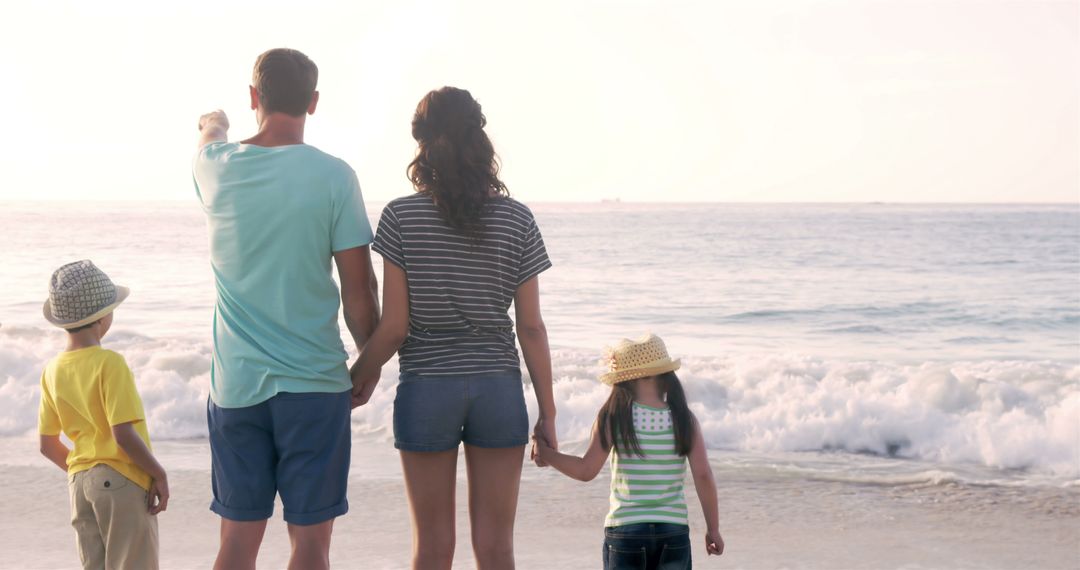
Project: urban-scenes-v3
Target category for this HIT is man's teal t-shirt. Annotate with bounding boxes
[192,142,373,408]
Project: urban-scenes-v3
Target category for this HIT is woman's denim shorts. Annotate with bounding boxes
[393,370,529,452]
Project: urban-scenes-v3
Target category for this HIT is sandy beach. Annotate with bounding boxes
[1,438,1076,570]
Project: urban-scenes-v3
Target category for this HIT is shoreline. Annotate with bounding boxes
[1,441,1077,570]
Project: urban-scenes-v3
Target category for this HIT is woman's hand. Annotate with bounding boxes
[350,361,381,408]
[531,416,558,466]
[530,434,554,466]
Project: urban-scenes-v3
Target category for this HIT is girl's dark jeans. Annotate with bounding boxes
[603,523,691,570]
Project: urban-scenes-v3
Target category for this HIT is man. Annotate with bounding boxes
[192,48,379,570]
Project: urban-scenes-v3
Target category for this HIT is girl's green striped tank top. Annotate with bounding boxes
[606,402,689,527]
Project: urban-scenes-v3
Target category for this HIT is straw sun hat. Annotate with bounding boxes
[599,333,681,385]
[42,260,129,329]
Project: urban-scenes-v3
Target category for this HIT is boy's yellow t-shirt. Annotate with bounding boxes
[38,346,153,490]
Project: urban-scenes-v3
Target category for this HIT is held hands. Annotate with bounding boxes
[349,361,380,409]
[530,416,558,466]
[705,529,724,556]
[198,110,229,132]
[148,474,169,515]
[530,434,552,467]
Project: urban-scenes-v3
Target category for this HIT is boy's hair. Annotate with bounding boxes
[252,48,318,117]
[65,321,96,333]
[597,371,694,458]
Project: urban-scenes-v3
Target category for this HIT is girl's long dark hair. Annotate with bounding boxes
[598,372,693,458]
[407,87,509,236]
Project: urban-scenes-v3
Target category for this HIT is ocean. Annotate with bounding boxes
[1,201,1078,568]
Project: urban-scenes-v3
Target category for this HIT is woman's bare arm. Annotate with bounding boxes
[351,260,409,407]
[515,276,558,457]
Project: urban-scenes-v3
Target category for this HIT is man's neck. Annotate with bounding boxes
[241,112,306,147]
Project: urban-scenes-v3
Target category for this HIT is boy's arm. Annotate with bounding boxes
[39,435,69,472]
[534,421,609,482]
[687,415,724,556]
[197,110,229,148]
[112,422,169,514]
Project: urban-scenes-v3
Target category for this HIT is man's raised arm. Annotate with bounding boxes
[197,110,230,148]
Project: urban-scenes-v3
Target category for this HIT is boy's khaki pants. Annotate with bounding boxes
[69,464,158,570]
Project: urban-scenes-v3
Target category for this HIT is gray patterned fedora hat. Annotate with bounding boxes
[42,260,130,329]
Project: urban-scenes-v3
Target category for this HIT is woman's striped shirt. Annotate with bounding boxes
[371,194,552,375]
[606,402,689,527]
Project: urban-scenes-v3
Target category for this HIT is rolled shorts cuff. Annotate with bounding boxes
[394,439,461,452]
[210,499,273,522]
[462,435,529,449]
[283,499,349,526]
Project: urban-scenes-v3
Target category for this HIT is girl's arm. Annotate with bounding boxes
[39,434,69,471]
[350,260,409,407]
[534,420,609,482]
[514,276,558,457]
[112,422,170,514]
[687,415,724,556]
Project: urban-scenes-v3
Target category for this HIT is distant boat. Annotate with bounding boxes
[600,198,622,203]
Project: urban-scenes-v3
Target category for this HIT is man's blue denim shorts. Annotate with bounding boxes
[393,370,529,452]
[207,390,351,526]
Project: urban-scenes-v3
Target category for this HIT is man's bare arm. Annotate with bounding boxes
[335,245,380,352]
[197,110,229,148]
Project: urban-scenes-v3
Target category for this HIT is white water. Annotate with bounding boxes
[2,324,1077,484]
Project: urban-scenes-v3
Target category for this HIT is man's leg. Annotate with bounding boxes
[207,397,277,570]
[286,519,334,570]
[272,391,352,569]
[214,520,268,570]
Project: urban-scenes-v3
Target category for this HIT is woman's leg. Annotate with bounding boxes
[464,444,525,570]
[400,449,459,570]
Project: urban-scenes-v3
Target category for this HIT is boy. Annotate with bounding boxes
[38,259,168,570]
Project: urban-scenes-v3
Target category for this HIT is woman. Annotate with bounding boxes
[351,86,558,570]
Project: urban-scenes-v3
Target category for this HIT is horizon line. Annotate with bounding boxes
[2,198,1078,206]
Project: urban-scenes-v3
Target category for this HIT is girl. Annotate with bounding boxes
[533,334,723,569]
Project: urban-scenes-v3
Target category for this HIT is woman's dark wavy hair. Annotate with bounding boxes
[598,372,694,458]
[407,87,509,236]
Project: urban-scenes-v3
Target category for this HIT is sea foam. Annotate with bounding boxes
[3,325,1077,478]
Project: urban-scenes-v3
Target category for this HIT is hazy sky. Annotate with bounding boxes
[0,0,1076,203]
